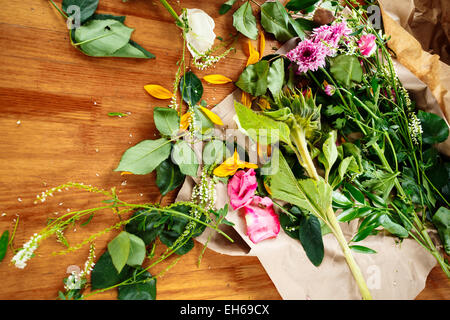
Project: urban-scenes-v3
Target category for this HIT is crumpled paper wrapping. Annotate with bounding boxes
[175,3,449,300]
[379,0,450,156]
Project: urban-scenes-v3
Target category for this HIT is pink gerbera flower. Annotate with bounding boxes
[286,39,328,74]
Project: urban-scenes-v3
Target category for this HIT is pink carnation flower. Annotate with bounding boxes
[227,169,258,210]
[286,39,328,74]
[243,196,280,244]
[358,34,377,57]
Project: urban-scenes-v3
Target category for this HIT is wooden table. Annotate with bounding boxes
[0,0,448,300]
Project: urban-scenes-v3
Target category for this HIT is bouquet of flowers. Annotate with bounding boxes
[2,0,448,300]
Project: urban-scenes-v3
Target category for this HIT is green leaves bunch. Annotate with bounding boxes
[222,0,311,42]
[50,0,154,58]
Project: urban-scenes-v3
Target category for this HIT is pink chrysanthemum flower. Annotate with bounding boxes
[286,39,328,74]
[312,21,352,56]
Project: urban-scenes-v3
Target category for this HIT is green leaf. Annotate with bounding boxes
[126,233,146,267]
[338,156,358,180]
[91,13,126,23]
[74,19,133,56]
[417,111,449,145]
[379,214,408,238]
[338,207,372,223]
[236,60,270,96]
[153,107,180,137]
[108,231,146,273]
[349,245,377,254]
[180,71,203,106]
[329,55,363,87]
[352,223,378,242]
[127,40,156,59]
[262,107,292,121]
[159,231,195,255]
[62,0,99,24]
[107,231,131,273]
[125,209,164,245]
[260,1,295,42]
[219,0,238,15]
[285,0,320,11]
[156,159,185,196]
[108,112,128,117]
[432,207,450,254]
[287,15,306,40]
[91,251,132,290]
[342,142,363,172]
[267,152,331,219]
[118,267,156,300]
[202,140,230,165]
[234,101,291,145]
[193,105,215,136]
[298,214,324,266]
[111,41,154,59]
[318,131,338,180]
[280,212,300,239]
[344,183,366,204]
[332,191,353,209]
[0,230,9,263]
[171,140,199,177]
[362,171,398,201]
[115,138,172,175]
[232,1,258,40]
[267,58,285,97]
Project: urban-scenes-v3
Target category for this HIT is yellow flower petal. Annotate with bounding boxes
[238,161,259,170]
[144,84,173,99]
[203,74,233,84]
[120,171,133,175]
[180,112,192,131]
[259,32,266,58]
[246,40,260,66]
[241,91,253,108]
[199,106,223,126]
[213,150,258,177]
[263,180,272,195]
[246,51,260,66]
[258,98,271,110]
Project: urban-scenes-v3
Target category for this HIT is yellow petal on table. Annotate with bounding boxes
[144,84,173,99]
[246,39,260,66]
[120,171,133,175]
[203,74,233,84]
[199,106,224,126]
[180,112,192,131]
[259,32,266,58]
[241,91,253,108]
[213,149,258,177]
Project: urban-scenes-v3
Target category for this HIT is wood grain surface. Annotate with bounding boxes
[0,0,448,300]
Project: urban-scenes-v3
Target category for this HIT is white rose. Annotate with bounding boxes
[182,9,216,58]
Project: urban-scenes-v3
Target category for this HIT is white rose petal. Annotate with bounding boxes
[182,9,216,58]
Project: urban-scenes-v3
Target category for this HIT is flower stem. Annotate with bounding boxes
[290,128,319,181]
[48,0,69,19]
[290,126,372,299]
[158,0,185,27]
[326,207,373,299]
